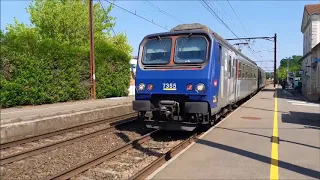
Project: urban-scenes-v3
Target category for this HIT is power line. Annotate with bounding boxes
[104,0,169,30]
[200,0,238,38]
[142,0,184,24]
[226,0,249,38]
[98,0,116,36]
[226,0,264,58]
[200,0,261,61]
[211,1,236,29]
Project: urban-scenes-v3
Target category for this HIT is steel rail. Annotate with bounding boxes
[0,117,137,165]
[46,129,160,180]
[0,112,137,149]
[128,132,203,180]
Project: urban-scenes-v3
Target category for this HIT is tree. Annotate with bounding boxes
[1,0,133,108]
[276,55,302,80]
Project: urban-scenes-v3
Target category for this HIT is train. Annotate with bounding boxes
[132,23,266,131]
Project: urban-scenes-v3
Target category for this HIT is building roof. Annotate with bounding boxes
[305,4,320,15]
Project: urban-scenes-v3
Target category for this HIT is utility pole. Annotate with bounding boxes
[274,33,277,87]
[226,34,277,87]
[89,0,96,99]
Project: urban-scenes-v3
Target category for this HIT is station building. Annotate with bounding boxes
[300,4,320,101]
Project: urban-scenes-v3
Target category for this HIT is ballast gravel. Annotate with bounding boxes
[0,121,114,158]
[72,134,185,180]
[0,124,148,180]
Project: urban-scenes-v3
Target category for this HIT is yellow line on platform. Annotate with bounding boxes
[270,87,279,180]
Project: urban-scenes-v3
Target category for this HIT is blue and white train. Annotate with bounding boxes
[132,23,266,131]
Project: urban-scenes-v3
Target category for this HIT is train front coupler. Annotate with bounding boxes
[158,100,180,120]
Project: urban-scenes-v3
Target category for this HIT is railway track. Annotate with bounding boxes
[0,113,135,165]
[0,112,137,150]
[1,90,259,180]
[0,119,151,180]
[46,129,201,180]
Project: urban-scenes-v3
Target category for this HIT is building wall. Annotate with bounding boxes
[314,48,320,96]
[301,13,320,102]
[301,54,319,101]
[311,14,320,48]
[303,21,312,55]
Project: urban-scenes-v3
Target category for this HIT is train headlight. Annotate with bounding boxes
[138,83,145,91]
[196,83,206,92]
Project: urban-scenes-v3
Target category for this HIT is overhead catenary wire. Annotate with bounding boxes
[226,0,270,68]
[200,0,262,62]
[142,0,184,24]
[104,0,169,30]
[98,0,116,36]
[209,1,236,30]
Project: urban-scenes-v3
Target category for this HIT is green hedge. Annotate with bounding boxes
[0,0,133,108]
[0,29,131,108]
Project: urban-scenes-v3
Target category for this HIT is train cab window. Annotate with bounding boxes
[174,36,207,64]
[142,38,172,64]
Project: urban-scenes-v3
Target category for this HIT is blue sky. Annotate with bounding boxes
[1,0,319,72]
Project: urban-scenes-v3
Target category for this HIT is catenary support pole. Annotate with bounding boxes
[274,33,277,87]
[89,0,96,99]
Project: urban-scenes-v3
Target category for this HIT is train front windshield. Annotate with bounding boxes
[174,37,207,64]
[142,36,208,65]
[142,38,172,65]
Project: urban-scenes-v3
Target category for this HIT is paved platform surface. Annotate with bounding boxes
[1,96,134,124]
[149,85,320,179]
[1,96,135,144]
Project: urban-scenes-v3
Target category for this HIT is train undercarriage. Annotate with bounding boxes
[133,91,258,131]
[134,97,235,131]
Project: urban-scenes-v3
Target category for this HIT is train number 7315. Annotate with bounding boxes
[163,83,177,90]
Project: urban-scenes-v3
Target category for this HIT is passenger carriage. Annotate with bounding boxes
[132,23,266,131]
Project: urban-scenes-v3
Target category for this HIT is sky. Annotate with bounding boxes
[1,0,319,72]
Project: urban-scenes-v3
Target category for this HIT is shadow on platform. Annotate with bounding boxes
[261,88,275,92]
[282,111,320,128]
[241,106,288,113]
[276,88,315,103]
[216,127,320,150]
[196,139,320,179]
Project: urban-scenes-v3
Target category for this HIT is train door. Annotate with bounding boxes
[219,45,227,105]
[228,54,236,103]
[236,59,241,101]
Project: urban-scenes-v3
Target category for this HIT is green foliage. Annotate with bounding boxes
[266,72,274,79]
[277,55,302,80]
[1,0,132,108]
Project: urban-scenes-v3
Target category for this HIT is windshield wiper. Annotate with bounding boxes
[180,33,193,51]
[157,35,167,56]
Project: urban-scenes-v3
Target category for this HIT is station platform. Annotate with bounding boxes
[148,85,320,179]
[1,96,135,144]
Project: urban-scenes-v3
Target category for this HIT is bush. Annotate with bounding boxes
[0,0,132,108]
